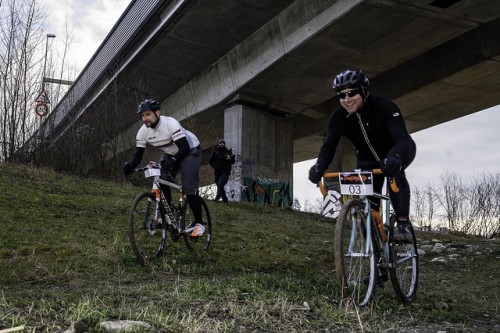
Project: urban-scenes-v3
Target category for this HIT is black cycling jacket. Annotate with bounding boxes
[317,95,415,167]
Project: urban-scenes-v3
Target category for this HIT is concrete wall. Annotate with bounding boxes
[223,104,293,207]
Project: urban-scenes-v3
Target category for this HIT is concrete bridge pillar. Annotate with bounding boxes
[321,137,357,195]
[223,103,293,207]
[329,138,357,172]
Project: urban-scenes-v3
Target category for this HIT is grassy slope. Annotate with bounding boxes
[0,162,498,332]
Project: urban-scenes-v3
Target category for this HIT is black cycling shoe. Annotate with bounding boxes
[379,269,388,281]
[394,223,412,243]
[363,269,388,287]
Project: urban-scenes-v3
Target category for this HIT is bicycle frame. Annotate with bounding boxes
[345,180,391,260]
[320,168,393,251]
[141,164,194,239]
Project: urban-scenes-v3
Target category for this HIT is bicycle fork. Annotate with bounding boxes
[347,207,372,258]
[347,204,390,274]
[151,182,175,230]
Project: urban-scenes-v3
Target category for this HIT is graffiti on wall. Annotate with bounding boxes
[223,155,293,208]
[225,154,244,202]
[241,176,293,208]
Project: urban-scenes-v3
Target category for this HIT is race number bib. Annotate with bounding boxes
[339,172,374,196]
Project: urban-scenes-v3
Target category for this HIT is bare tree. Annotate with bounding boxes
[411,186,426,228]
[412,182,439,231]
[427,170,499,237]
[437,171,466,232]
[292,198,302,211]
[461,171,500,236]
[0,0,46,161]
[425,183,436,230]
[304,198,323,214]
[0,0,79,166]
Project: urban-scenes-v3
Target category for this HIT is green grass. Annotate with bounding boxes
[0,162,498,332]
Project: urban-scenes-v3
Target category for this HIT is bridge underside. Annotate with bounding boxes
[38,0,500,196]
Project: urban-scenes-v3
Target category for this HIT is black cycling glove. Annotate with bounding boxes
[161,156,178,172]
[381,154,402,177]
[123,162,134,176]
[308,163,326,184]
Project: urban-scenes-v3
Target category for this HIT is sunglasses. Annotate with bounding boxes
[338,88,360,99]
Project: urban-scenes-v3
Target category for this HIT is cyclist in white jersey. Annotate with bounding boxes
[123,99,205,238]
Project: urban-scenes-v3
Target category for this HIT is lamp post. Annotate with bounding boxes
[36,33,56,149]
[35,33,55,117]
[42,33,56,84]
[41,34,74,87]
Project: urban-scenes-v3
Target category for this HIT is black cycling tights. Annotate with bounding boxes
[160,185,203,223]
[374,170,411,219]
[186,194,203,223]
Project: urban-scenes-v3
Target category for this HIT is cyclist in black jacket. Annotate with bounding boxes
[308,69,417,242]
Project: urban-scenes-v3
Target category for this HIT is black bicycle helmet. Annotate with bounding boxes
[332,69,369,92]
[137,99,160,114]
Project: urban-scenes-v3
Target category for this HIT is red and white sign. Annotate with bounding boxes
[35,102,48,117]
[35,89,50,104]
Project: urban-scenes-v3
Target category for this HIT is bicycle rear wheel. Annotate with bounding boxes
[129,192,167,265]
[389,220,419,302]
[182,197,212,252]
[334,199,378,307]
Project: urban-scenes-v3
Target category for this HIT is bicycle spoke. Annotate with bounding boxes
[389,226,419,302]
[335,200,377,307]
[129,192,167,265]
[182,198,212,253]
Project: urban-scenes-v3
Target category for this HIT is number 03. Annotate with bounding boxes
[349,185,362,194]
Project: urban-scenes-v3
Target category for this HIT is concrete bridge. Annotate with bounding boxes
[34,0,500,202]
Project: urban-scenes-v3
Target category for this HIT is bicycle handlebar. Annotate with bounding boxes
[126,161,181,190]
[317,168,399,196]
[126,161,161,186]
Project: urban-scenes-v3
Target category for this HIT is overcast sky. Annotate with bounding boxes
[45,0,130,73]
[45,0,500,207]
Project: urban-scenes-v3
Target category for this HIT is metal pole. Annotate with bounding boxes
[38,34,56,150]
[42,34,56,84]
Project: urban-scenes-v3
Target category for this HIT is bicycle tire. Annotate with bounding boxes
[181,197,212,252]
[388,221,419,302]
[334,199,378,307]
[129,192,167,265]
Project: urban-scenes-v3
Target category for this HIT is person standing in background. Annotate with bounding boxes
[209,139,235,203]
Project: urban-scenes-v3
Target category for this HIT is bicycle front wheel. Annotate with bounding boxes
[182,197,212,253]
[334,199,378,307]
[129,192,167,265]
[389,222,419,302]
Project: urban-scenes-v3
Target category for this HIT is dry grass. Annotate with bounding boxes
[0,162,498,332]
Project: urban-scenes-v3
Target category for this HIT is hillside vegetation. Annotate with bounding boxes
[0,162,498,332]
